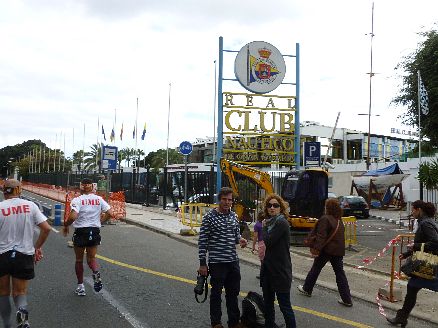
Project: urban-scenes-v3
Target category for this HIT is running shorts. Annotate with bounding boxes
[0,250,35,280]
[72,227,101,247]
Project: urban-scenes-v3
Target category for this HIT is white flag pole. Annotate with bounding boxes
[417,70,422,163]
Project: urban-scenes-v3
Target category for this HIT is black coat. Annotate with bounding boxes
[260,216,292,293]
[404,217,438,257]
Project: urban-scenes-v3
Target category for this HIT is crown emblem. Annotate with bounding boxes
[258,48,272,59]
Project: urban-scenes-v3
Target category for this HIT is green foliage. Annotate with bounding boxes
[418,159,438,189]
[393,26,438,145]
[144,148,184,172]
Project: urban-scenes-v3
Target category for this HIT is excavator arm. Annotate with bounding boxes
[220,158,274,220]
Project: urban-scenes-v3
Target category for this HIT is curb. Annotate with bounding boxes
[369,214,410,228]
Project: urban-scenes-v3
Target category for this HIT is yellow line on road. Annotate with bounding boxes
[97,254,373,328]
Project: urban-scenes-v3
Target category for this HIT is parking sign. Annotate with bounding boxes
[304,142,321,167]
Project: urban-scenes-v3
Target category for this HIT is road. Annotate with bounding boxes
[0,192,434,327]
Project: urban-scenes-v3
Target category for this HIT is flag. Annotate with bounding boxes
[132,125,136,139]
[419,73,429,115]
[120,123,124,140]
[110,128,115,142]
[141,123,147,140]
[101,125,106,141]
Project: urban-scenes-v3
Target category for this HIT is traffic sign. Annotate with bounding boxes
[304,142,321,167]
[101,145,118,170]
[179,141,193,156]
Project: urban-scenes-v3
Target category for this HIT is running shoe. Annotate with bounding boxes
[75,285,86,296]
[93,272,103,292]
[16,307,30,328]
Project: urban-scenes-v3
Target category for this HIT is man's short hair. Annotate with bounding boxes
[3,179,21,194]
[81,178,93,185]
[218,187,234,199]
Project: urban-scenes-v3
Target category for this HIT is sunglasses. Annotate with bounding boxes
[267,203,280,208]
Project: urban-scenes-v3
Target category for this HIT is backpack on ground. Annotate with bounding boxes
[240,291,265,328]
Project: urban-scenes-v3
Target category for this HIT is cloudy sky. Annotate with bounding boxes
[0,0,436,158]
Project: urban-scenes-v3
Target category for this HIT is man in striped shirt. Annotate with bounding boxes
[198,187,247,328]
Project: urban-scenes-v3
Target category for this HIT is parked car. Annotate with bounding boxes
[338,195,370,219]
[166,193,217,209]
[327,192,337,199]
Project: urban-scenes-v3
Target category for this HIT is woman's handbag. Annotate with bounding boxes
[401,243,438,280]
[304,219,340,256]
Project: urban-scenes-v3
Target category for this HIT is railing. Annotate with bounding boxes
[342,216,357,250]
[179,203,218,234]
[387,233,415,302]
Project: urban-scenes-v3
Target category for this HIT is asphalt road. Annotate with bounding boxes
[19,222,434,328]
[1,192,434,327]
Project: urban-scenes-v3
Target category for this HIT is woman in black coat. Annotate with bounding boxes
[260,193,296,328]
[387,200,438,327]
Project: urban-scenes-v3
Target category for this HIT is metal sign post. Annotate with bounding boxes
[179,141,193,203]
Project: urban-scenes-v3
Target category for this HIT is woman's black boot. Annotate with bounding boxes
[386,310,408,327]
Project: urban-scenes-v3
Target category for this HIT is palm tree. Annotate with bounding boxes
[83,144,101,172]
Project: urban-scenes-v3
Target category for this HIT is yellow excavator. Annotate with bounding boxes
[220,158,329,236]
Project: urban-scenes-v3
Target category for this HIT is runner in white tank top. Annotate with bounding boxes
[62,178,114,296]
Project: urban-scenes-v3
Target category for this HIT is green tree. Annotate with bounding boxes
[83,144,101,172]
[392,27,438,146]
[144,148,183,172]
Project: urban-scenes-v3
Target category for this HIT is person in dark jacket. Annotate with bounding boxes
[387,200,438,327]
[260,193,296,328]
[297,198,353,307]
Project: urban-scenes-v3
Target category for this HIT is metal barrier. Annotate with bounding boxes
[386,234,415,302]
[342,216,357,251]
[41,205,52,218]
[180,203,219,234]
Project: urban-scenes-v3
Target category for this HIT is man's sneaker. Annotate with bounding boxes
[75,285,86,296]
[93,272,103,292]
[297,285,312,297]
[338,299,353,307]
[16,307,30,328]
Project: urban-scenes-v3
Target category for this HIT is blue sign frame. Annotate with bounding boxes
[101,145,118,171]
[304,142,321,167]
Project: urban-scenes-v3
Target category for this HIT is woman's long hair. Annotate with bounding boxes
[412,200,436,218]
[263,193,289,218]
[325,198,343,220]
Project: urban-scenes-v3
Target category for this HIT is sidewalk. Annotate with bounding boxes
[122,204,438,325]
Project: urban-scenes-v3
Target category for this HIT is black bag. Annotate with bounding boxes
[401,243,438,280]
[241,291,265,328]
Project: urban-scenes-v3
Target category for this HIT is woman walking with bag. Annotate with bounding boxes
[260,193,296,328]
[297,198,353,307]
[387,200,438,327]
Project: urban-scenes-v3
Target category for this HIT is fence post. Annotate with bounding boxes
[53,204,62,226]
[145,165,150,207]
[163,166,168,210]
[420,181,423,201]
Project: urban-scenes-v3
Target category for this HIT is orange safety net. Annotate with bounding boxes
[63,190,126,223]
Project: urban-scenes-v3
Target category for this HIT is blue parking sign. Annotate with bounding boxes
[304,142,321,167]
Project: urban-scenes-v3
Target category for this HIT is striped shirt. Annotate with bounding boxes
[198,208,241,265]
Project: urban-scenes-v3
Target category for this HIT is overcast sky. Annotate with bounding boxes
[1,0,436,158]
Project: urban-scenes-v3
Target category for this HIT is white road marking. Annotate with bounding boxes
[84,277,150,328]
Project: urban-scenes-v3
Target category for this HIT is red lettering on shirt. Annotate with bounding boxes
[81,199,100,206]
[1,208,11,216]
[12,206,23,215]
[1,205,30,217]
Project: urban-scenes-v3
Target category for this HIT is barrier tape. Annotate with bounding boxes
[356,237,400,269]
